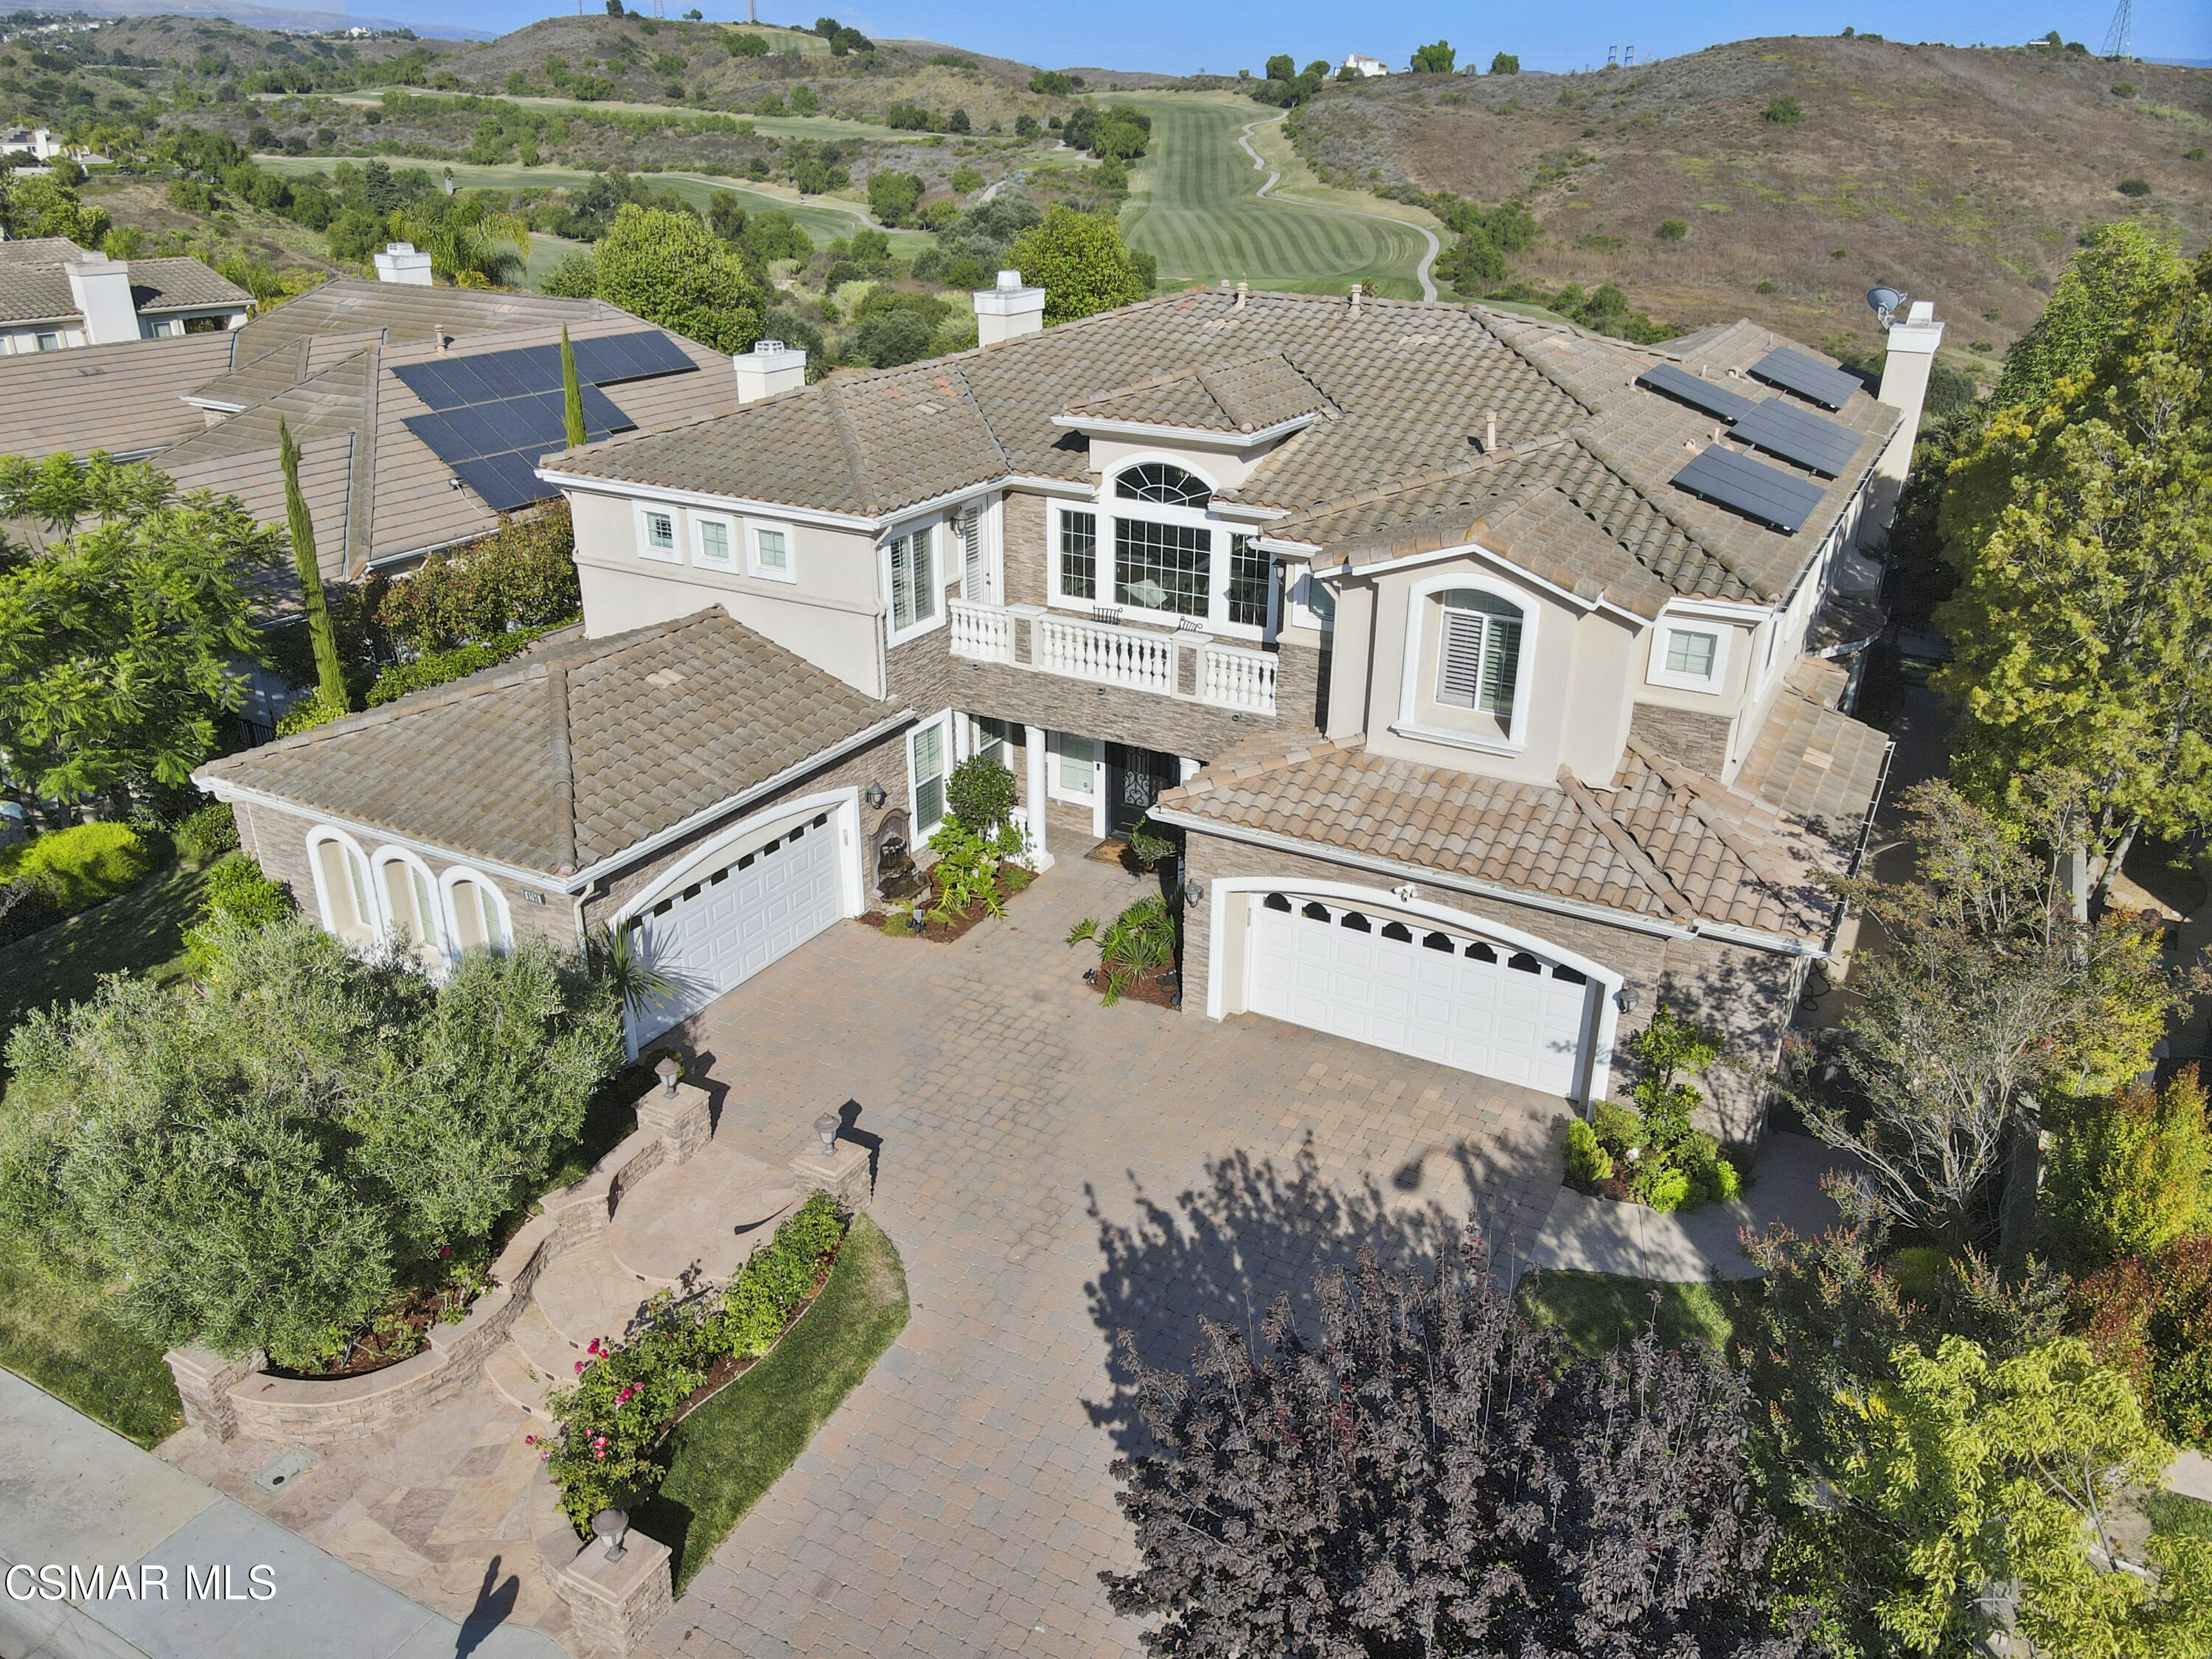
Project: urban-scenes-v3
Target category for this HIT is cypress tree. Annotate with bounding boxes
[560,323,587,448]
[279,415,349,713]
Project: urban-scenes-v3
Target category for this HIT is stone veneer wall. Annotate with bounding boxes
[1180,831,1805,1143]
[1627,702,1734,776]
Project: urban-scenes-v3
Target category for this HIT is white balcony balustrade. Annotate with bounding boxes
[942,599,1277,715]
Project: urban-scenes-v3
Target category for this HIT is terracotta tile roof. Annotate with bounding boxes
[1156,729,1843,942]
[553,287,1896,611]
[0,254,249,330]
[1733,661,1893,827]
[197,610,905,879]
[0,330,238,459]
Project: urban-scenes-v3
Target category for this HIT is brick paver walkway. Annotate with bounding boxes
[647,848,1568,1658]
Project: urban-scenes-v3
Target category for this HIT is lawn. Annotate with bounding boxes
[0,854,209,1065]
[640,1213,909,1590]
[1517,1267,1764,1357]
[1115,93,1439,301]
[0,1235,181,1447]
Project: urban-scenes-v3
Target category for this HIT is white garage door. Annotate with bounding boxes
[630,810,844,1043]
[1245,891,1596,1096]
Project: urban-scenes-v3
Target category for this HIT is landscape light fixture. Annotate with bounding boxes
[1867,285,1909,328]
[815,1113,839,1155]
[655,1053,681,1097]
[591,1508,630,1563]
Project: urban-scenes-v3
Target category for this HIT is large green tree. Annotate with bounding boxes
[278,416,349,716]
[591,203,765,354]
[1003,206,1146,325]
[395,192,531,287]
[1992,223,2189,411]
[0,455,276,822]
[1934,243,2212,903]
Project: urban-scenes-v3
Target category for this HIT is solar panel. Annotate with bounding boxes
[1671,445,1829,534]
[1731,397,1863,479]
[1635,363,1758,425]
[1748,347,1863,411]
[571,331,696,384]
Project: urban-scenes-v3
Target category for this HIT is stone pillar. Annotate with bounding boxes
[534,1471,673,1658]
[1862,301,1945,547]
[1022,723,1054,872]
[788,1138,873,1211]
[164,1347,260,1442]
[633,1079,712,1162]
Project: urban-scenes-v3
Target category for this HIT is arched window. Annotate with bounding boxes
[375,850,447,971]
[1115,462,1211,508]
[1436,589,1526,726]
[446,872,512,955]
[309,830,377,946]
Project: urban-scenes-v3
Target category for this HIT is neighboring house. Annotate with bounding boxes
[0,237,251,354]
[1341,54,1389,77]
[0,260,741,582]
[198,277,1944,1133]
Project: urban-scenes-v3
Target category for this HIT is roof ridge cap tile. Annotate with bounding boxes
[546,661,577,874]
[1624,738,1799,894]
[1553,762,1697,921]
[822,375,883,517]
[1566,428,1760,598]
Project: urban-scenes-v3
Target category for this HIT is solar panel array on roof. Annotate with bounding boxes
[568,330,696,384]
[1671,445,1829,534]
[1748,347,1863,411]
[1731,397,1863,479]
[1635,363,1758,425]
[392,330,695,414]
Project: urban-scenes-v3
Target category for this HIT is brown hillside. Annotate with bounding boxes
[1290,37,2211,372]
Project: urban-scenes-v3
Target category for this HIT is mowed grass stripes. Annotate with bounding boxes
[1116,95,1433,299]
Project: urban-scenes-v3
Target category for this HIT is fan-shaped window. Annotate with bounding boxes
[1116,462,1211,508]
[1301,901,1332,922]
[1422,931,1456,953]
[1264,892,1293,912]
[1340,911,1372,933]
[1507,950,1543,974]
[1380,921,1413,942]
[1552,964,1588,985]
[1467,942,1498,963]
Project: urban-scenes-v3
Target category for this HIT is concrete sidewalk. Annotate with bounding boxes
[0,1368,563,1659]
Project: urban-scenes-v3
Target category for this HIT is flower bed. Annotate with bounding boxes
[262,1253,491,1380]
[864,806,1037,943]
[1563,1004,1742,1214]
[1068,891,1180,1008]
[862,858,1034,943]
[537,1193,847,1533]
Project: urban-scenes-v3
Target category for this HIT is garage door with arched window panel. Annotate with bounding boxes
[1245,892,1596,1097]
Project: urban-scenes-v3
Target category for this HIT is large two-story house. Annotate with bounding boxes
[197,276,1934,1136]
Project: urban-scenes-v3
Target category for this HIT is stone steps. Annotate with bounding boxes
[483,1337,556,1424]
[605,1147,806,1289]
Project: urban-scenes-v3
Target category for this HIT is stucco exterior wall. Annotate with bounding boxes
[1180,828,1804,1142]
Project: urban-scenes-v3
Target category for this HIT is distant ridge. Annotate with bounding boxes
[29,0,490,39]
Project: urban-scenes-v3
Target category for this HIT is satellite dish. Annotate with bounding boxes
[1867,286,1907,327]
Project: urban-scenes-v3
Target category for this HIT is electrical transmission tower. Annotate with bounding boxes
[2102,0,2132,59]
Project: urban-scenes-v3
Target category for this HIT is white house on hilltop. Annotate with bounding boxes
[1342,54,1388,77]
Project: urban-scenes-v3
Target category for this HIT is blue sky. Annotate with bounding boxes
[401,0,2209,74]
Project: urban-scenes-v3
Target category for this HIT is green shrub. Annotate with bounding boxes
[1627,1003,1721,1151]
[1591,1098,1648,1153]
[0,822,153,915]
[1067,893,1179,1006]
[274,686,349,737]
[173,801,239,863]
[540,1194,846,1530]
[2188,147,2207,163]
[2118,177,2152,197]
[944,754,1017,828]
[1761,95,1804,125]
[1563,1118,1613,1187]
[2043,1069,2212,1272]
[375,500,580,652]
[2076,1235,2212,1446]
[180,854,296,975]
[922,813,1028,925]
[1657,218,1688,242]
[1887,1245,1953,1301]
[366,630,547,706]
[1636,1165,1693,1212]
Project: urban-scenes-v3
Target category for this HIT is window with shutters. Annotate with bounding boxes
[886,524,938,640]
[1434,591,1523,728]
[958,500,997,603]
[1397,578,1537,752]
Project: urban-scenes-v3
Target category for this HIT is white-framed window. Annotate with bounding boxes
[908,714,950,835]
[373,848,447,970]
[636,502,681,564]
[692,512,738,572]
[963,713,1008,769]
[1052,459,1271,640]
[748,519,796,582]
[1053,732,1096,797]
[956,498,999,604]
[886,522,940,643]
[1395,574,1540,754]
[1286,564,1336,632]
[35,332,59,352]
[1647,622,1731,693]
[442,869,512,955]
[307,827,378,946]
[1054,505,1099,603]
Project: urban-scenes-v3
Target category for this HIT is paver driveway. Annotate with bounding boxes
[648,848,1568,1659]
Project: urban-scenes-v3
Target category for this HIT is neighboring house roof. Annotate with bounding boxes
[0,330,237,459]
[1155,728,1858,944]
[159,304,737,582]
[0,237,92,268]
[549,288,1899,613]
[0,253,251,328]
[1733,659,1893,826]
[196,610,908,883]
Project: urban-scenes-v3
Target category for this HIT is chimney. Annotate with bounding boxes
[1349,281,1362,319]
[973,268,1045,346]
[63,252,138,346]
[733,337,807,403]
[1864,299,1944,546]
[373,241,433,286]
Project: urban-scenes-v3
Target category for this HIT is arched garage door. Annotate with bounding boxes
[628,808,846,1044]
[1245,891,1597,1096]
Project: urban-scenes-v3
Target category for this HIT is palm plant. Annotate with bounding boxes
[1067,894,1179,1006]
[586,922,675,1025]
[397,195,532,288]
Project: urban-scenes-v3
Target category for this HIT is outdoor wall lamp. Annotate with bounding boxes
[591,1508,630,1564]
[863,782,887,810]
[1614,987,1640,1015]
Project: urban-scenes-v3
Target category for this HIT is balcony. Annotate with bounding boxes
[947,599,1278,716]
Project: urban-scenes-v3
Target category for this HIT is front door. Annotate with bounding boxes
[1105,743,1178,835]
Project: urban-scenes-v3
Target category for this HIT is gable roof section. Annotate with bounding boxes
[197,610,907,880]
[0,330,238,459]
[550,287,1894,611]
[1153,729,1843,943]
[0,255,251,330]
